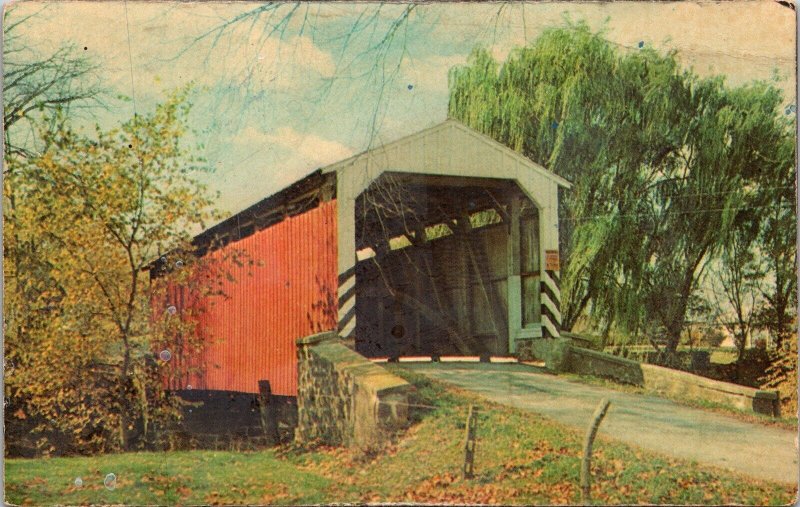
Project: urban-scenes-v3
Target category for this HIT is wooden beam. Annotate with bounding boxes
[507,196,522,353]
[380,172,518,191]
[459,214,509,351]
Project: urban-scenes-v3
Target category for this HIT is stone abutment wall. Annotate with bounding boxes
[526,337,780,417]
[296,332,411,449]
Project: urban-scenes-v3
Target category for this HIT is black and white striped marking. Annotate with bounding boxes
[540,269,561,338]
[338,267,357,339]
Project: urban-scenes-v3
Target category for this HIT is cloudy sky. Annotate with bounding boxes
[6,1,797,218]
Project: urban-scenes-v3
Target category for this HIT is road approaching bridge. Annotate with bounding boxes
[403,362,797,485]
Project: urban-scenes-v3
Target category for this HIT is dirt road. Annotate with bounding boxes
[404,362,797,485]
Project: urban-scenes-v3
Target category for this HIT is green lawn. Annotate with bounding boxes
[6,368,796,505]
[709,348,738,364]
[5,449,330,505]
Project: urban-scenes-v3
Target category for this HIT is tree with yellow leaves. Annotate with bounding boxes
[4,89,228,454]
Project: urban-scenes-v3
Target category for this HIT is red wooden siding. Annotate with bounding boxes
[169,200,338,396]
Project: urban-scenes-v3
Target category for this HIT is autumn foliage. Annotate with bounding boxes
[3,90,225,455]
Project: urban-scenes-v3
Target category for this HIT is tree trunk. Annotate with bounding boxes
[664,300,687,353]
[563,288,592,333]
[119,335,133,451]
[773,286,789,349]
[664,248,708,353]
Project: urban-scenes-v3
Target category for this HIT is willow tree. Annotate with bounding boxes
[753,131,797,349]
[448,22,795,351]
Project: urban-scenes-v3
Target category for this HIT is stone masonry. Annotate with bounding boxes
[296,332,411,449]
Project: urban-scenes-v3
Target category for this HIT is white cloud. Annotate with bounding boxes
[211,126,354,214]
[214,30,337,91]
[401,54,467,93]
[6,0,796,216]
[236,126,354,167]
[422,1,794,99]
[7,2,338,103]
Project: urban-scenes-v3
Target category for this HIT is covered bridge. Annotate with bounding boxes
[162,119,570,401]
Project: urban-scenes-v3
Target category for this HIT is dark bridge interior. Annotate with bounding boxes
[353,172,541,358]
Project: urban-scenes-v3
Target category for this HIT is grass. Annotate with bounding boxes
[564,372,799,431]
[6,368,797,505]
[5,449,332,505]
[709,349,738,364]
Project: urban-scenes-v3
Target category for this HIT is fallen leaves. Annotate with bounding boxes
[23,477,47,487]
[260,484,290,504]
[545,482,578,504]
[403,472,519,504]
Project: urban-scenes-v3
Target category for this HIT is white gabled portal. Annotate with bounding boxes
[326,119,570,354]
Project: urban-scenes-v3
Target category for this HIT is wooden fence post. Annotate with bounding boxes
[258,380,279,445]
[463,405,479,479]
[581,398,611,504]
